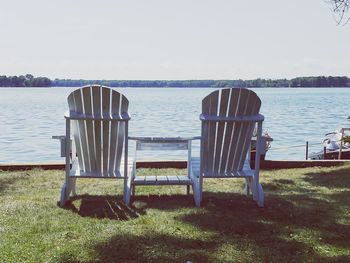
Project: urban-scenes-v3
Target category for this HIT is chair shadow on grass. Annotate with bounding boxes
[303,166,350,188]
[58,170,350,262]
[58,232,215,263]
[59,189,350,262]
[61,195,145,220]
[0,171,30,193]
[60,192,196,219]
[130,172,350,261]
[132,193,196,210]
[179,189,350,261]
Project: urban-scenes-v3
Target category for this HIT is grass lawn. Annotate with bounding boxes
[0,165,350,263]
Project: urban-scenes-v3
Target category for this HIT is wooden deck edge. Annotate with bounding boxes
[0,159,348,171]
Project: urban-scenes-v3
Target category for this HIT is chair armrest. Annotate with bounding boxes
[64,111,131,121]
[52,136,67,157]
[128,136,201,142]
[200,113,264,123]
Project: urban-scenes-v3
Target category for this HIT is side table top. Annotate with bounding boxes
[128,136,200,142]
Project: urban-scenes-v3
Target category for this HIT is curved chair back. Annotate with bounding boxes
[201,88,261,176]
[67,85,129,176]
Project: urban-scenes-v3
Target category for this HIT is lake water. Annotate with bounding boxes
[0,87,349,164]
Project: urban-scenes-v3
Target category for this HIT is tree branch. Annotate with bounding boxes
[328,0,350,25]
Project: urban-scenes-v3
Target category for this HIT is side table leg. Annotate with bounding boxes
[187,185,190,195]
[132,185,135,197]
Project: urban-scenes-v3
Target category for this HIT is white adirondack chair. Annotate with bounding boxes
[190,88,265,207]
[56,85,133,206]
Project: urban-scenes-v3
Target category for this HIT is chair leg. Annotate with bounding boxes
[186,185,190,195]
[124,162,136,205]
[124,166,135,206]
[60,182,69,207]
[60,176,76,207]
[243,178,251,196]
[251,177,264,207]
[192,176,201,207]
[199,176,203,203]
[69,178,77,196]
[193,184,201,207]
[124,177,132,206]
[188,162,201,207]
[256,183,264,207]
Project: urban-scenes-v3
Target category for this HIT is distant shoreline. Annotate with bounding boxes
[1,74,349,88]
[2,86,350,91]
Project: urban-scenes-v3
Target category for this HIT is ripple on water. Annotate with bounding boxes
[1,87,350,163]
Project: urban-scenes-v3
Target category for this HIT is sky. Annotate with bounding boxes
[0,0,349,80]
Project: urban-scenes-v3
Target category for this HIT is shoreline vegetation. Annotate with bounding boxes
[0,74,349,88]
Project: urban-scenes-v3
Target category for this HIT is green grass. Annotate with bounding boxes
[1,165,350,262]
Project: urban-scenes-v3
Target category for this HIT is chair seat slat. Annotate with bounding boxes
[133,175,191,185]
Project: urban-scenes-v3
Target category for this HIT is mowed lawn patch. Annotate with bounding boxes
[0,165,350,262]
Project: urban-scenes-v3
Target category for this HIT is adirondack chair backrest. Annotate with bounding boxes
[201,88,261,176]
[67,85,129,176]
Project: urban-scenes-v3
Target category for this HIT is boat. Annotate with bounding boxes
[250,132,273,161]
[309,128,350,160]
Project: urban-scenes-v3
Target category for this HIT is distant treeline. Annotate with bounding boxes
[1,74,349,88]
[0,74,51,87]
[289,76,349,87]
[52,76,350,88]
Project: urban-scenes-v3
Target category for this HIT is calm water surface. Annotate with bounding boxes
[0,87,349,163]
